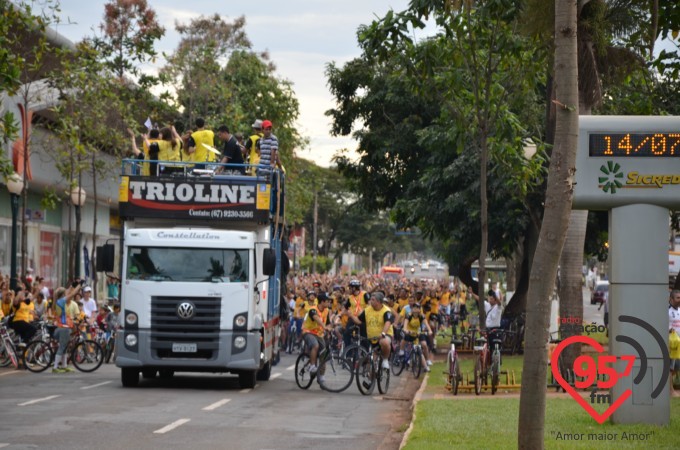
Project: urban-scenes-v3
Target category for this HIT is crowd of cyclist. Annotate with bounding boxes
[280,274,502,379]
[0,273,120,373]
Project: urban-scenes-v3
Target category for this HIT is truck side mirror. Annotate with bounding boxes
[96,244,115,272]
[262,248,276,276]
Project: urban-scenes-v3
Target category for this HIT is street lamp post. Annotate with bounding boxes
[6,174,23,292]
[71,186,87,280]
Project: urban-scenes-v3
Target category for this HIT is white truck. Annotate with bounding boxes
[112,162,287,388]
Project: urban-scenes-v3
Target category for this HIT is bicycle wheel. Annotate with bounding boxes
[411,348,422,379]
[24,340,54,373]
[319,356,354,393]
[105,338,115,364]
[295,353,314,389]
[356,354,376,395]
[286,329,295,353]
[390,350,405,376]
[343,344,368,363]
[71,340,104,372]
[377,356,390,394]
[449,353,460,395]
[491,350,500,395]
[474,355,482,395]
[0,341,15,367]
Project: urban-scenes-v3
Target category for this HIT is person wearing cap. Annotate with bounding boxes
[255,120,278,171]
[301,292,332,380]
[81,286,98,321]
[401,302,434,371]
[346,291,394,370]
[245,119,263,175]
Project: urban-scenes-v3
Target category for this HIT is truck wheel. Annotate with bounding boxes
[256,360,272,381]
[239,370,257,388]
[121,368,139,387]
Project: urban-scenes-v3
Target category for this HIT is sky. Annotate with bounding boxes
[52,0,418,167]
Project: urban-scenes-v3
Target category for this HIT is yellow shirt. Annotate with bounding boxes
[405,312,425,334]
[293,297,306,319]
[158,140,181,164]
[302,306,329,337]
[439,292,450,307]
[13,301,34,322]
[142,138,162,175]
[364,305,394,342]
[190,129,216,163]
[1,301,13,317]
[349,291,367,315]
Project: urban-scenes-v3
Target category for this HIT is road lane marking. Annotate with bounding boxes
[81,381,112,390]
[202,398,231,411]
[18,395,61,406]
[271,373,281,380]
[0,371,20,377]
[286,364,295,371]
[153,418,190,434]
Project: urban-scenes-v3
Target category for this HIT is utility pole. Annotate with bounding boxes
[312,189,318,274]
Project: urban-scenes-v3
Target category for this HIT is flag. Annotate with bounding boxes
[144,117,153,130]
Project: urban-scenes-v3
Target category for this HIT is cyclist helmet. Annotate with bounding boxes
[349,279,361,288]
[307,290,316,297]
[332,284,341,291]
[317,292,329,302]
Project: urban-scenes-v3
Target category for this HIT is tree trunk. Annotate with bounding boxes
[557,209,587,367]
[518,1,578,448]
[478,132,488,330]
[91,150,98,293]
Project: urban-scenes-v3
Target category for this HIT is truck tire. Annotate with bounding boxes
[121,368,139,387]
[239,370,257,388]
[256,360,272,381]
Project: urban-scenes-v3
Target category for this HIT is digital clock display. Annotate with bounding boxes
[589,133,680,157]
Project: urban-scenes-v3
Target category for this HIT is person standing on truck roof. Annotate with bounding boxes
[186,118,215,169]
[217,125,245,174]
[245,120,263,175]
[256,120,278,172]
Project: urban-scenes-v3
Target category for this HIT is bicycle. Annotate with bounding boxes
[0,317,20,369]
[23,325,105,373]
[473,329,503,395]
[286,319,301,354]
[294,334,354,393]
[548,331,573,392]
[446,335,463,395]
[355,339,391,395]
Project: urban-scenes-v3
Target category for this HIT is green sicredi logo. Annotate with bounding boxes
[598,161,624,193]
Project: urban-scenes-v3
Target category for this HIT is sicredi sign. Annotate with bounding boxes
[573,116,680,209]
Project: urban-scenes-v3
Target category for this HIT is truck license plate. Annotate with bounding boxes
[172,343,197,353]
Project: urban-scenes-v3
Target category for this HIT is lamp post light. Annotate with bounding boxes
[6,173,23,292]
[70,186,87,279]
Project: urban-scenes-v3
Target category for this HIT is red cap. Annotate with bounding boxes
[262,120,273,129]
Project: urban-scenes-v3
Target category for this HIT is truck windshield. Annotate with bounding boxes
[126,247,249,282]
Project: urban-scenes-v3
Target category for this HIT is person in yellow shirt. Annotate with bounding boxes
[187,118,216,168]
[301,293,332,378]
[400,303,433,371]
[245,119,263,175]
[9,290,37,344]
[347,291,394,370]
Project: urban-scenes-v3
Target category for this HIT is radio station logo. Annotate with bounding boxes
[551,315,670,424]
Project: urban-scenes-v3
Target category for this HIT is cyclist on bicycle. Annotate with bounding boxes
[51,284,81,373]
[302,292,332,379]
[342,279,368,347]
[346,291,394,369]
[400,303,434,371]
[485,290,503,357]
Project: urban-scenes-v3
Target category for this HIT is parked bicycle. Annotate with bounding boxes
[473,329,503,395]
[23,325,105,373]
[294,334,354,393]
[0,317,20,369]
[447,335,463,395]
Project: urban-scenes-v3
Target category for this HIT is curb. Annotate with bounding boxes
[398,372,429,449]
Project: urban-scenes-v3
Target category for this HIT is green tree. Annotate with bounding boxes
[93,0,165,83]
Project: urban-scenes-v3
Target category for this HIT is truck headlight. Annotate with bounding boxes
[125,334,138,346]
[234,336,246,349]
[125,312,138,326]
[235,315,246,328]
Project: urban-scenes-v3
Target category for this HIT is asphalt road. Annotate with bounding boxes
[0,352,414,450]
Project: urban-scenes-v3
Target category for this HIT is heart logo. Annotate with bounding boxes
[551,335,632,424]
